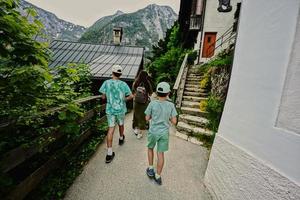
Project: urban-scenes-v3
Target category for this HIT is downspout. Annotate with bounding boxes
[197,0,207,64]
[222,2,242,105]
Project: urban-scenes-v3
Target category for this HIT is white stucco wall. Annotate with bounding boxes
[205,136,300,200]
[205,0,300,199]
[276,9,300,134]
[199,0,240,62]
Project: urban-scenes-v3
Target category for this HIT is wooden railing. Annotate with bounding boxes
[173,54,189,108]
[189,15,202,30]
[0,96,106,200]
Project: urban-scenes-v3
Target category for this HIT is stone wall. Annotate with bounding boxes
[210,65,231,101]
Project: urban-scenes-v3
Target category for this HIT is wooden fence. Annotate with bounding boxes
[0,96,106,200]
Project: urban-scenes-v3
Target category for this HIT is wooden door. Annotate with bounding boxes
[202,32,217,58]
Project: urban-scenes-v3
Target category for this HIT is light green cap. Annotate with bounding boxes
[156,82,171,93]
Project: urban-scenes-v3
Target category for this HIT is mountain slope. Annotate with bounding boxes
[79,4,178,50]
[79,10,124,43]
[19,0,86,41]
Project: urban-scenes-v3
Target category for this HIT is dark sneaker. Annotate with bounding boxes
[154,176,162,185]
[146,168,155,178]
[119,135,125,145]
[105,152,115,163]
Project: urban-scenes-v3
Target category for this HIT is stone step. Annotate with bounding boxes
[179,114,208,127]
[187,74,202,77]
[182,96,207,102]
[185,78,202,83]
[175,131,203,146]
[184,87,206,93]
[185,84,201,89]
[187,69,199,75]
[183,91,208,97]
[190,66,199,69]
[177,121,213,136]
[187,73,202,77]
[181,107,207,117]
[181,101,200,109]
[189,66,200,70]
[185,81,201,85]
[188,72,200,75]
[186,77,202,81]
[188,69,200,73]
[186,78,202,81]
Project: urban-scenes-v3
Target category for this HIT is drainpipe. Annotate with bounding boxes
[197,0,207,64]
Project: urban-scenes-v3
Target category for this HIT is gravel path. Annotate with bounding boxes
[64,112,212,200]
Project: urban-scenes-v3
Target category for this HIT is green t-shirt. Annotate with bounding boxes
[99,79,132,115]
[145,100,178,135]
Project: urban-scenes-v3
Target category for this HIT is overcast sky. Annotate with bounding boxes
[26,0,180,27]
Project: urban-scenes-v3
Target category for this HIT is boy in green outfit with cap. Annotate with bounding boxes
[144,82,178,185]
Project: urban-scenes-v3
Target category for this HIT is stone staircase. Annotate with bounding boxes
[176,66,214,147]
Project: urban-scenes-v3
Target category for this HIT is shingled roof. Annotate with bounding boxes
[49,40,144,80]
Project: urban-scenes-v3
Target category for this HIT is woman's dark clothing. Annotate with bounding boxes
[133,102,149,129]
[132,80,153,130]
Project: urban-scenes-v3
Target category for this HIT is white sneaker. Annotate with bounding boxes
[137,133,143,139]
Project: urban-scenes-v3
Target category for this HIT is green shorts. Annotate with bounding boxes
[147,132,169,152]
[107,113,125,127]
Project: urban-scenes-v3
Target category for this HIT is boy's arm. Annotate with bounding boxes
[170,104,178,125]
[125,93,134,101]
[99,81,107,99]
[124,82,134,101]
[170,116,177,125]
[145,115,151,121]
[144,102,152,121]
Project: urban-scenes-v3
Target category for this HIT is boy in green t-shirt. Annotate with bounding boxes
[144,82,178,185]
[99,65,133,163]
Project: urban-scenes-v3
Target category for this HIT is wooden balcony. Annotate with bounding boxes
[189,15,201,30]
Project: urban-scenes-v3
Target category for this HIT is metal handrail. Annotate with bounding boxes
[173,54,189,108]
[206,25,236,57]
[213,33,236,52]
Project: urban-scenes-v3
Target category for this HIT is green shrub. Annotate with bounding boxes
[198,64,210,75]
[206,95,225,132]
[199,100,208,112]
[199,68,213,90]
[200,76,210,89]
[209,55,233,67]
[187,50,198,65]
[25,123,107,200]
[197,50,233,75]
[149,47,185,85]
[146,22,190,86]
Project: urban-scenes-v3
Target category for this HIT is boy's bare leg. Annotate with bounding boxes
[119,124,124,137]
[148,148,154,166]
[107,127,115,148]
[157,152,164,175]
